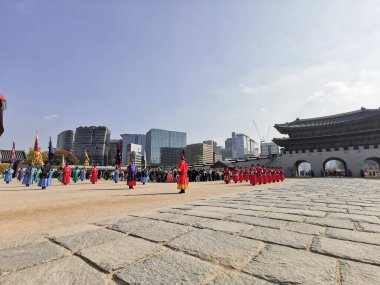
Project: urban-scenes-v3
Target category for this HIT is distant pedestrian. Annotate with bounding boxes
[4,165,14,184]
[126,160,137,190]
[90,165,98,184]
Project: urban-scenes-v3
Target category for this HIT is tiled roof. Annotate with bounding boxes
[274,108,380,131]
[0,150,27,162]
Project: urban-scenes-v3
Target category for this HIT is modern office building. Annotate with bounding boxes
[231,132,257,159]
[203,140,217,150]
[186,143,213,165]
[73,126,111,165]
[146,129,186,165]
[126,143,142,165]
[108,139,122,166]
[160,147,185,167]
[120,134,146,165]
[57,130,74,152]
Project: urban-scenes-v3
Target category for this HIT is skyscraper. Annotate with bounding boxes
[146,129,186,165]
[73,126,111,165]
[57,130,74,152]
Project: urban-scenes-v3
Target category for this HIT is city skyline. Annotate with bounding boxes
[1,1,380,150]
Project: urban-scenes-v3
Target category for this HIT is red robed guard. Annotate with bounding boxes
[275,168,280,182]
[256,166,263,185]
[177,155,189,194]
[280,168,285,181]
[239,168,245,183]
[250,166,258,186]
[62,165,72,185]
[267,168,272,183]
[91,165,98,184]
[233,168,239,183]
[224,167,231,184]
[244,168,250,182]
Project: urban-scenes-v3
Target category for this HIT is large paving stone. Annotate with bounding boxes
[340,260,380,285]
[116,250,220,285]
[130,220,193,242]
[262,212,306,222]
[0,241,67,275]
[197,219,253,234]
[326,228,380,245]
[304,217,355,230]
[241,227,311,249]
[46,224,101,238]
[0,256,110,285]
[109,218,157,234]
[182,209,231,220]
[308,206,347,213]
[167,229,265,269]
[243,245,336,285]
[228,215,287,229]
[271,208,327,217]
[283,222,327,235]
[357,222,380,233]
[210,271,273,285]
[0,234,44,250]
[79,236,163,272]
[53,228,125,251]
[328,213,380,224]
[311,237,380,265]
[94,215,138,227]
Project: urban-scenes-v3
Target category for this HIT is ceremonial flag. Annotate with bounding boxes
[84,150,90,167]
[48,137,54,164]
[11,142,16,164]
[32,131,44,165]
[62,155,66,167]
[144,150,147,167]
[116,143,122,170]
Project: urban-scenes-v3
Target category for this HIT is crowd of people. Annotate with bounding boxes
[2,157,285,193]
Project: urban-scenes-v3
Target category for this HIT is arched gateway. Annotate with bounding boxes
[273,108,380,178]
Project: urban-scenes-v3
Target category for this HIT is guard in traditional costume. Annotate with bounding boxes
[114,166,120,183]
[17,168,24,181]
[177,155,189,194]
[280,167,285,181]
[73,166,80,183]
[39,163,51,190]
[256,165,263,185]
[34,166,41,184]
[245,168,250,182]
[249,165,258,186]
[90,165,98,184]
[4,166,14,184]
[141,168,148,185]
[62,165,72,185]
[239,168,244,183]
[224,167,231,184]
[127,160,137,189]
[80,167,86,181]
[22,164,35,187]
[233,168,239,183]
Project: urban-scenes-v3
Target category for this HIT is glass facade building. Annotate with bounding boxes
[146,129,186,165]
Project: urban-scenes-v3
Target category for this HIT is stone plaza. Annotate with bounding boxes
[0,178,379,284]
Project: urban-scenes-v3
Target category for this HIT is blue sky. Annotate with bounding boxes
[1,0,380,151]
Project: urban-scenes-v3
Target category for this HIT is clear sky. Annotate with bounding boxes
[1,0,380,151]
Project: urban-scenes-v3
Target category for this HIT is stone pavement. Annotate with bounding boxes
[1,178,380,284]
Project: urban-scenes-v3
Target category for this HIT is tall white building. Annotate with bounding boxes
[126,143,142,165]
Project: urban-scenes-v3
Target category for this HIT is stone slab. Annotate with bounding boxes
[53,228,125,252]
[130,220,193,242]
[283,222,327,235]
[0,256,110,285]
[243,245,336,285]
[93,215,138,227]
[328,213,380,224]
[167,229,264,269]
[357,222,380,233]
[241,227,311,249]
[79,236,163,272]
[109,218,157,234]
[182,209,231,220]
[228,215,287,229]
[0,241,67,275]
[340,260,380,285]
[311,237,380,265]
[305,217,355,230]
[326,228,380,245]
[0,234,44,250]
[46,224,101,238]
[116,250,220,285]
[210,271,273,285]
